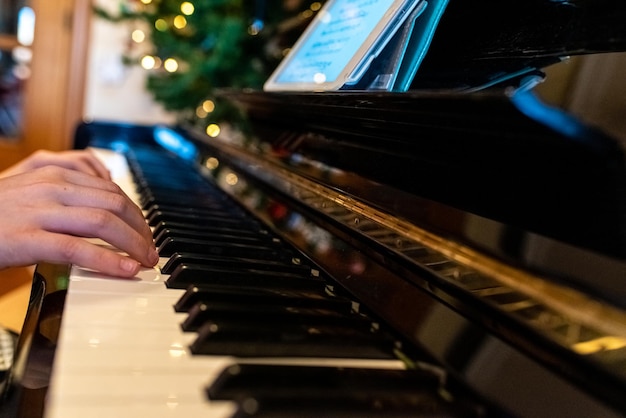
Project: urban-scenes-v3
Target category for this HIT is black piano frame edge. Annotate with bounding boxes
[0,263,70,418]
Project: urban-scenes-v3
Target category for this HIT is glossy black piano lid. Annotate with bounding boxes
[219,89,624,248]
[214,86,626,307]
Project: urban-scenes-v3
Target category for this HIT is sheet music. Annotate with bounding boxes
[275,0,407,84]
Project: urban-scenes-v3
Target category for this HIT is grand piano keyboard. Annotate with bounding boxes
[39,146,488,418]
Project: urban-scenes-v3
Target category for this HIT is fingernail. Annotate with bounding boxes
[148,247,160,266]
[120,258,139,274]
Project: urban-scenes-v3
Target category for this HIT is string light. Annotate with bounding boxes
[131,29,146,43]
[141,55,156,70]
[196,107,207,118]
[205,157,219,170]
[196,99,215,118]
[202,100,215,113]
[173,15,187,29]
[181,2,195,15]
[225,172,238,186]
[155,18,168,31]
[206,123,220,137]
[164,58,179,72]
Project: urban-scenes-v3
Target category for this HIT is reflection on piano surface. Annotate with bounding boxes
[2,85,626,417]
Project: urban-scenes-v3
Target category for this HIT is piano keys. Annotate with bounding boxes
[12,145,486,418]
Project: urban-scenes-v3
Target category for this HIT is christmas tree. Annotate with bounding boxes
[94,0,321,130]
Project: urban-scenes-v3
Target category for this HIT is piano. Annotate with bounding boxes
[3,1,626,417]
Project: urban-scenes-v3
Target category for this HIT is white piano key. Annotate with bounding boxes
[50,344,228,373]
[49,365,230,398]
[46,403,236,418]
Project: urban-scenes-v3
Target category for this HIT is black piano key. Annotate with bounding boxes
[137,181,214,194]
[152,220,270,238]
[136,182,221,197]
[142,194,236,208]
[148,210,253,228]
[174,285,352,313]
[189,320,396,358]
[165,263,325,290]
[229,394,477,418]
[135,166,210,181]
[154,228,278,248]
[213,365,479,418]
[144,202,234,218]
[207,364,440,400]
[180,301,369,332]
[162,252,311,276]
[140,193,226,211]
[158,237,292,259]
[145,203,238,221]
[138,177,221,190]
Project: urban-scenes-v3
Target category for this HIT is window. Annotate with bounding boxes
[0,0,33,140]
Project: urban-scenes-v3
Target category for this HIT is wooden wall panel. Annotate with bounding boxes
[0,0,90,170]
